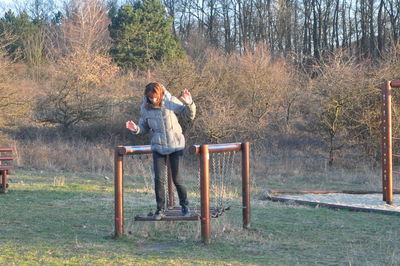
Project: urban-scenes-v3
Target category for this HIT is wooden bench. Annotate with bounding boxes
[0,148,14,193]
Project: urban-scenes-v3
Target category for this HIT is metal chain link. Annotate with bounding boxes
[192,148,240,217]
[218,153,224,210]
[127,154,153,218]
[195,164,201,215]
[211,153,217,210]
[138,154,153,192]
[227,151,236,205]
[163,156,169,210]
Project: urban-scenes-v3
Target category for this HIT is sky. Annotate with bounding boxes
[0,0,12,6]
[0,0,63,14]
[0,0,21,12]
[0,0,123,13]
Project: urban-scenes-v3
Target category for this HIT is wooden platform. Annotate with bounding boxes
[134,206,230,221]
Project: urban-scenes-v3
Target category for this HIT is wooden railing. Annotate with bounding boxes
[0,148,14,193]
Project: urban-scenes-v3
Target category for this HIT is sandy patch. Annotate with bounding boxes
[266,192,400,214]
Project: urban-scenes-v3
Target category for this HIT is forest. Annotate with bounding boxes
[0,0,400,172]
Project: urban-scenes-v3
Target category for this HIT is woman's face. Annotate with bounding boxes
[148,96,158,104]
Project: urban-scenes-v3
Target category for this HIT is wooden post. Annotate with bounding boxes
[1,170,8,193]
[382,83,388,202]
[200,144,211,244]
[382,81,393,204]
[114,147,124,238]
[241,142,250,228]
[0,147,13,193]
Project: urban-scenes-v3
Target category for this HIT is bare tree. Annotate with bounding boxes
[309,52,372,166]
[385,0,400,46]
[165,0,399,62]
[46,0,111,59]
[0,31,30,130]
[34,0,117,129]
[34,47,118,129]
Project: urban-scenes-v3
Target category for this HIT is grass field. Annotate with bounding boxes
[1,168,400,265]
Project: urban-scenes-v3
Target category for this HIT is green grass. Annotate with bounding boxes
[1,169,400,265]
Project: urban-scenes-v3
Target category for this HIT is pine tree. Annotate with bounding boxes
[109,0,183,69]
[0,10,38,60]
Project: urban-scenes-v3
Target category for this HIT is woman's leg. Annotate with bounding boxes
[168,150,188,207]
[153,151,167,211]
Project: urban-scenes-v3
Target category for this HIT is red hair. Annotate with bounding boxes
[145,82,165,106]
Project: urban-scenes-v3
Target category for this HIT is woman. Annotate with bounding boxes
[126,82,196,220]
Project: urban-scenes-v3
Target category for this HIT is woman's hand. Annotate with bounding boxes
[180,89,193,105]
[126,120,138,132]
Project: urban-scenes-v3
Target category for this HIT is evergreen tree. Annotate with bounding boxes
[108,0,183,69]
[0,10,38,60]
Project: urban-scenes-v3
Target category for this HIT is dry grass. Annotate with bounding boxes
[13,139,114,172]
[11,136,383,196]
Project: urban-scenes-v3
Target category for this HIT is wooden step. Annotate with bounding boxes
[134,206,230,221]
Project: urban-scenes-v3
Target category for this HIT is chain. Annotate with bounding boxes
[211,153,217,210]
[218,152,226,210]
[138,154,152,192]
[195,164,201,215]
[227,151,236,203]
[164,156,169,210]
[194,149,240,217]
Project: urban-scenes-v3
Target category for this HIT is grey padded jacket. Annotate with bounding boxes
[134,89,196,155]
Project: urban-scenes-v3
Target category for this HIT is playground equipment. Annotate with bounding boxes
[381,80,400,204]
[0,148,13,193]
[114,142,250,244]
